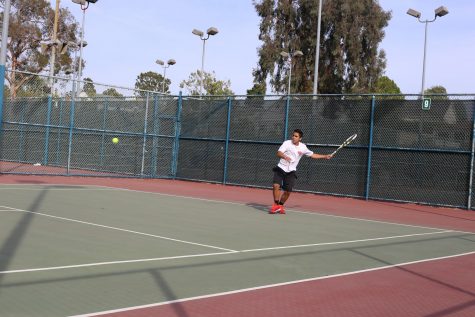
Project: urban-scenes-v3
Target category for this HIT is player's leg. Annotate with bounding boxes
[271,168,284,214]
[278,172,296,214]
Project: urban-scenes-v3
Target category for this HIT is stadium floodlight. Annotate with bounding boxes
[207,27,219,36]
[192,26,219,96]
[72,0,98,4]
[435,6,449,17]
[406,8,421,19]
[281,50,304,95]
[192,29,204,37]
[407,6,449,96]
[156,58,176,94]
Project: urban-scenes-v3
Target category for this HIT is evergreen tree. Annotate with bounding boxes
[1,0,80,97]
[82,77,96,97]
[180,70,234,96]
[424,85,448,100]
[251,0,391,94]
[134,71,169,96]
[103,88,123,97]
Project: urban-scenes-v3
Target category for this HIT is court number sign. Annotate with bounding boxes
[422,98,431,110]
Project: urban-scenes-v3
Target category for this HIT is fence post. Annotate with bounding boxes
[467,99,475,210]
[140,92,150,176]
[99,97,108,167]
[223,97,232,184]
[151,94,159,178]
[284,95,290,139]
[55,98,64,165]
[66,95,76,175]
[172,92,183,178]
[365,95,376,200]
[43,96,53,165]
[18,103,26,161]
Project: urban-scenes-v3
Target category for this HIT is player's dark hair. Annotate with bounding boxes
[293,129,303,138]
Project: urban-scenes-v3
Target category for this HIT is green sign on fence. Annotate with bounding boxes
[422,98,431,110]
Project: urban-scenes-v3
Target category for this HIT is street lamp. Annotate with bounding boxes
[407,5,449,96]
[156,58,176,94]
[71,0,98,96]
[192,27,219,96]
[280,50,303,95]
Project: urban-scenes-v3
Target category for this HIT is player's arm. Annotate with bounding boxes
[277,151,292,162]
[310,153,333,160]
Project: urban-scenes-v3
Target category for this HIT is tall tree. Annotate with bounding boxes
[424,85,448,100]
[1,0,80,97]
[103,88,123,97]
[82,77,96,96]
[251,0,391,94]
[180,70,234,96]
[134,71,169,96]
[374,76,401,94]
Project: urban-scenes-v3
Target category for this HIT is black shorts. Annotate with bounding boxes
[272,166,297,192]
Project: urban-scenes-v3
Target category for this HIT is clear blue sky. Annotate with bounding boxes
[58,0,475,95]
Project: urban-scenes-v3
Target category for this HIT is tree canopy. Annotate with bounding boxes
[251,0,391,95]
[81,77,96,97]
[424,85,448,100]
[374,76,401,94]
[134,71,170,96]
[103,88,123,97]
[180,70,234,96]
[1,0,80,97]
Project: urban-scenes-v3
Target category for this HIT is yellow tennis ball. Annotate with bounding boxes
[112,137,119,144]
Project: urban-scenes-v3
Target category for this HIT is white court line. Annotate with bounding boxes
[239,230,456,252]
[3,183,471,233]
[0,206,236,253]
[94,185,470,233]
[0,229,460,274]
[0,251,236,274]
[0,187,113,191]
[68,250,475,317]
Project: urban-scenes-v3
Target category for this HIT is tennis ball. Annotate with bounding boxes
[112,137,119,144]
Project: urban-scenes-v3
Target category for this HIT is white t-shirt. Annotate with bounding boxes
[277,140,314,172]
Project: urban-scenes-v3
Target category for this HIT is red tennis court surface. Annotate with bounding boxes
[89,253,475,317]
[1,174,474,317]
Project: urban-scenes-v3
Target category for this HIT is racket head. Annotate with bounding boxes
[330,133,358,156]
[343,133,358,146]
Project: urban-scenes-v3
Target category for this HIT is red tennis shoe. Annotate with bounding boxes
[269,204,279,214]
[279,205,285,214]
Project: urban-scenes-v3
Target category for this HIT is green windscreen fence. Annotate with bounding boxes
[1,71,475,209]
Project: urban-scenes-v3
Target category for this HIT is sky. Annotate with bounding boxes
[56,0,475,95]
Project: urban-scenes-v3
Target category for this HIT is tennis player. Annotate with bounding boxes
[270,129,333,214]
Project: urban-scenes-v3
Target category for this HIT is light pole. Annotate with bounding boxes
[68,40,87,97]
[71,0,98,96]
[156,58,176,94]
[192,27,218,96]
[313,0,323,96]
[280,50,303,95]
[407,6,449,96]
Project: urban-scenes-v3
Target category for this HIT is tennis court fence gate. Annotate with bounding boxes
[1,70,475,210]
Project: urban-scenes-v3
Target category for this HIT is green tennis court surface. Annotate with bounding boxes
[1,184,474,316]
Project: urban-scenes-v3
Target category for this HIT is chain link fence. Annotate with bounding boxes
[1,70,475,209]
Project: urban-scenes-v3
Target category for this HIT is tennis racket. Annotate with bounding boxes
[330,134,357,156]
